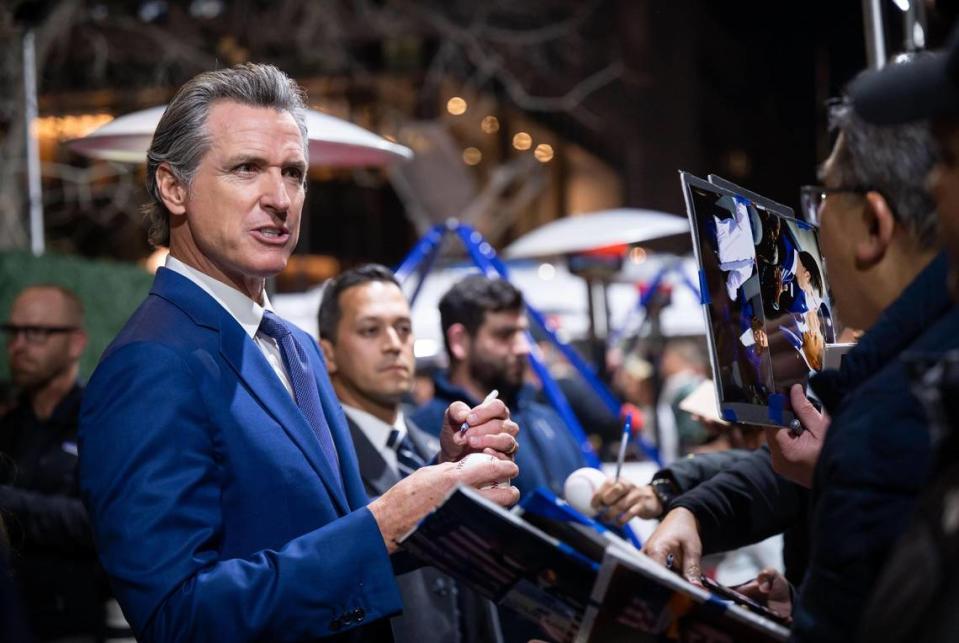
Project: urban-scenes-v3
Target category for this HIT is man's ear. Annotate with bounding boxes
[855,191,896,267]
[446,323,470,362]
[319,338,337,375]
[156,163,188,216]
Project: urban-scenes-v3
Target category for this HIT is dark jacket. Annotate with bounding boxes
[0,384,107,640]
[410,374,588,498]
[792,253,957,643]
[857,348,959,642]
[344,411,502,643]
[670,448,810,585]
[667,252,954,635]
[655,449,752,496]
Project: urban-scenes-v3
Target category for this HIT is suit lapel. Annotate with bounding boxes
[219,321,350,513]
[404,416,440,463]
[310,360,374,509]
[345,417,400,497]
[153,269,351,515]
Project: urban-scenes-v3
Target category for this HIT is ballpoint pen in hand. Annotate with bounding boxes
[460,389,499,433]
[614,414,632,482]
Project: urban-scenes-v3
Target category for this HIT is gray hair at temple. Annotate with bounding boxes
[142,63,309,247]
[828,87,939,249]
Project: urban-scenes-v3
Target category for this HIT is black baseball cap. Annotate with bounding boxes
[850,29,959,125]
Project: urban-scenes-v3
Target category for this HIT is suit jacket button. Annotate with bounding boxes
[353,608,365,623]
[432,578,449,596]
[330,617,343,631]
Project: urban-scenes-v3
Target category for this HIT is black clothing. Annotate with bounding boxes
[655,449,752,495]
[345,412,502,643]
[792,256,958,643]
[670,448,810,585]
[857,349,959,642]
[0,385,107,640]
[667,255,956,640]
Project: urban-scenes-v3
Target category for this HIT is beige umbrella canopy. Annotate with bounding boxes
[502,208,691,259]
[68,105,413,167]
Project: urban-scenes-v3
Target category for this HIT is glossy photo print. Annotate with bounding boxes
[682,173,835,427]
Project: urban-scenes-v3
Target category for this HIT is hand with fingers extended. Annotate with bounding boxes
[763,384,830,487]
[590,479,663,526]
[733,568,794,622]
[369,457,520,554]
[439,399,520,464]
[641,507,704,585]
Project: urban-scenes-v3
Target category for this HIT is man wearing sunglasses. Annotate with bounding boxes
[0,285,111,641]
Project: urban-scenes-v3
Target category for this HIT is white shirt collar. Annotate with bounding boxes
[342,404,406,451]
[164,255,273,340]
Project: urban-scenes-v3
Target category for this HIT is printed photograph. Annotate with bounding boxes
[686,176,836,425]
[689,187,775,408]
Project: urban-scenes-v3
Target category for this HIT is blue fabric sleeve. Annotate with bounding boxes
[79,342,401,642]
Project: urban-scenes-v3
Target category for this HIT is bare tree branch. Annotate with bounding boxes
[478,0,602,46]
[399,1,622,130]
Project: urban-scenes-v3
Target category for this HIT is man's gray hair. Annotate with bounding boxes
[829,93,939,249]
[142,63,309,247]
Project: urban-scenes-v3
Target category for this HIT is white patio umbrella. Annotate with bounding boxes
[503,210,696,457]
[67,105,413,167]
[502,208,690,259]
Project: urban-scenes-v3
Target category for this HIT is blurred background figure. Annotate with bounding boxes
[0,285,120,642]
[655,339,709,462]
[412,275,588,498]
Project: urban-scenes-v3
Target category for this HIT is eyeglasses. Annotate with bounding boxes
[799,185,871,226]
[1,324,78,345]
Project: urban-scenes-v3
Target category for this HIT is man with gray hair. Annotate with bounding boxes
[625,80,953,642]
[79,63,521,642]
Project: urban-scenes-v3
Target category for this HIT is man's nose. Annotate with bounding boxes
[260,169,292,214]
[513,332,531,356]
[383,327,402,352]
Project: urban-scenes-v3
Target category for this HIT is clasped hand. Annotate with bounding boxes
[369,398,520,553]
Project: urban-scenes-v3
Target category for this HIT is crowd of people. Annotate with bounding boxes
[3,30,959,643]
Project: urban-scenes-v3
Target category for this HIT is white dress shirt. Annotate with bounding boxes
[341,405,407,474]
[164,256,294,398]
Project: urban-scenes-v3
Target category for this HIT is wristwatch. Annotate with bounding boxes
[649,476,681,517]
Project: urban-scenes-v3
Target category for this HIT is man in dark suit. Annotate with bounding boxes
[318,263,502,643]
[78,63,520,642]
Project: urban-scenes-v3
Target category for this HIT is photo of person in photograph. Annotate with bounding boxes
[714,195,756,301]
[685,173,838,427]
[761,216,834,392]
[737,295,774,400]
[690,187,773,407]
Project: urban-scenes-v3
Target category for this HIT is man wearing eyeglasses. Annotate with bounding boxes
[639,78,952,642]
[0,284,110,641]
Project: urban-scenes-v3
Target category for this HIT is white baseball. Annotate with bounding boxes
[455,453,509,489]
[564,467,609,517]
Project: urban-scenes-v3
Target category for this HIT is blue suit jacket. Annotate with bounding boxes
[78,268,402,642]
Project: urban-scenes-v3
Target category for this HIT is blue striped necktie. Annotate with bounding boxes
[258,311,342,488]
[386,428,426,478]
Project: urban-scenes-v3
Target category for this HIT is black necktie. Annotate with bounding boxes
[386,428,426,478]
[258,311,342,488]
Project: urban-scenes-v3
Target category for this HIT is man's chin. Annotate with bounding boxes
[245,246,295,278]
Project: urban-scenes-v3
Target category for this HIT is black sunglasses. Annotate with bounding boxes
[1,323,79,344]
